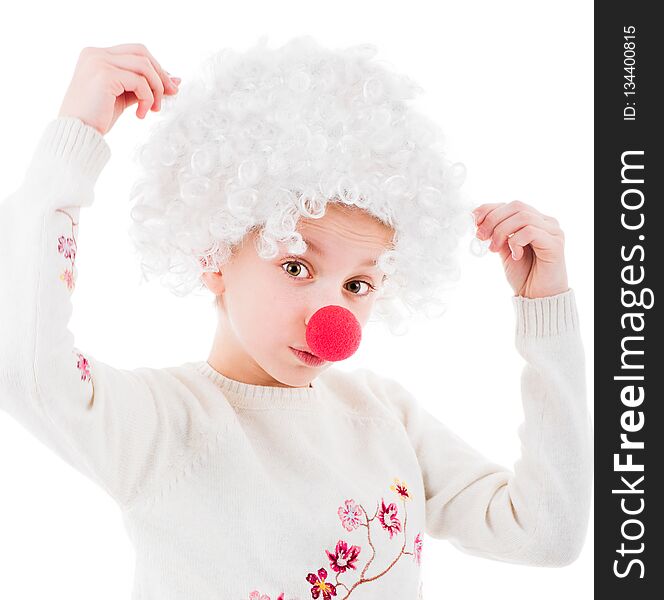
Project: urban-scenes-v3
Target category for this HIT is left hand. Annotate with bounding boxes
[472,201,569,299]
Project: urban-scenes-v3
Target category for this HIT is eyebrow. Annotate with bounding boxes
[302,237,379,268]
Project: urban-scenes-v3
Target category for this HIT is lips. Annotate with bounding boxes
[293,346,318,358]
[290,346,327,367]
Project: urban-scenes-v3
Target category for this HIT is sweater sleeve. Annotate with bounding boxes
[375,288,593,568]
[0,117,211,511]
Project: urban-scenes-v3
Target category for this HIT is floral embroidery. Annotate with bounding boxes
[303,477,423,599]
[55,211,92,385]
[377,498,402,539]
[246,478,422,599]
[57,234,76,261]
[248,592,283,600]
[305,568,337,599]
[326,540,361,574]
[75,351,91,382]
[59,268,75,291]
[337,500,363,532]
[389,477,412,501]
[413,532,423,566]
[55,209,78,291]
[247,591,300,600]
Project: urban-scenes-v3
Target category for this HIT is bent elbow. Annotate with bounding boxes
[544,543,583,568]
[537,529,588,568]
[505,523,588,568]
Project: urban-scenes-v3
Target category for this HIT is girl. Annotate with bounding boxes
[0,36,592,599]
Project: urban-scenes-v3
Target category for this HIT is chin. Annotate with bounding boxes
[279,372,314,389]
[282,364,326,388]
[259,361,311,389]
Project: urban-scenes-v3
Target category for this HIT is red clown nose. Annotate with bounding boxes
[305,305,362,362]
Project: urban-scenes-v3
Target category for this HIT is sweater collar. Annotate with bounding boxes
[189,360,322,409]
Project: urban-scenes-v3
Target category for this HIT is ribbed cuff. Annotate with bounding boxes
[512,288,580,337]
[22,117,111,208]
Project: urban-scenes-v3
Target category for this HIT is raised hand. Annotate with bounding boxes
[58,43,181,136]
[472,201,570,299]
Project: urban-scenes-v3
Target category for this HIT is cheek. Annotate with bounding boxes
[263,278,306,327]
[355,300,375,328]
[229,271,299,335]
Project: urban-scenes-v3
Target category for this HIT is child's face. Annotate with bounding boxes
[202,203,395,388]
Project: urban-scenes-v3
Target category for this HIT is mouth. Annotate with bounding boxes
[290,346,327,367]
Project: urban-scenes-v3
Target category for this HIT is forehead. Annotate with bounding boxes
[296,203,395,251]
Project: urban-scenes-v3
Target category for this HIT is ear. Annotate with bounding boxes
[201,270,225,296]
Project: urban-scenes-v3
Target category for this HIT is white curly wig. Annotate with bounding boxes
[128,35,475,336]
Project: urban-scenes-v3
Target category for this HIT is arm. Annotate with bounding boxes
[0,117,213,510]
[376,288,592,567]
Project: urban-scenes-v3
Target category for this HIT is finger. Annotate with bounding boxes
[105,43,179,94]
[476,201,547,241]
[106,54,166,111]
[472,202,505,227]
[113,69,154,118]
[507,225,564,262]
[485,210,561,253]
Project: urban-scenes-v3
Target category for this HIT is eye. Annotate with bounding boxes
[344,280,375,296]
[280,259,376,297]
[281,260,310,279]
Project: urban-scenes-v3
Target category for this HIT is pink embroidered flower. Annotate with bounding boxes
[76,352,91,382]
[377,498,402,539]
[248,592,288,600]
[413,532,423,565]
[389,478,412,501]
[57,235,76,261]
[305,568,337,599]
[60,269,75,291]
[337,499,363,531]
[325,539,361,574]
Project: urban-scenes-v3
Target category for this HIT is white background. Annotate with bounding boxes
[0,1,593,598]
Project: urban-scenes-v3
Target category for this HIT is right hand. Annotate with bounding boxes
[58,43,181,136]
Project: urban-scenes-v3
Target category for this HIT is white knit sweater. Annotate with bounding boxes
[0,117,592,600]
